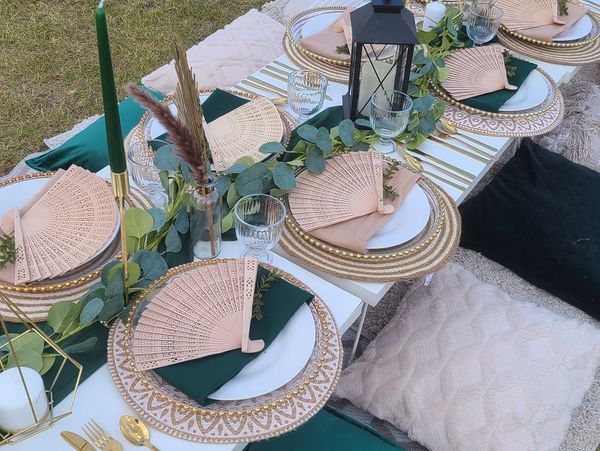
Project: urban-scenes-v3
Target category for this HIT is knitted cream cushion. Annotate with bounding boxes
[335,263,600,451]
[141,9,285,95]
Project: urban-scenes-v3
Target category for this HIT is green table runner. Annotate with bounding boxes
[244,406,405,451]
[154,266,314,405]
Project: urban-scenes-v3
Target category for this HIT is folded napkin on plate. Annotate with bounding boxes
[462,56,537,112]
[310,167,420,253]
[300,7,354,61]
[154,266,314,406]
[517,5,589,42]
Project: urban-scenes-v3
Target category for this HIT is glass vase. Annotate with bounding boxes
[189,175,222,260]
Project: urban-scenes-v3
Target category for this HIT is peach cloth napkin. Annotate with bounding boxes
[0,171,65,285]
[300,7,354,61]
[310,167,421,253]
[518,5,589,42]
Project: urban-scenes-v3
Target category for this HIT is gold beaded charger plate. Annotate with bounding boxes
[279,165,461,282]
[108,260,342,444]
[129,89,296,167]
[498,14,600,65]
[0,173,152,322]
[282,36,350,84]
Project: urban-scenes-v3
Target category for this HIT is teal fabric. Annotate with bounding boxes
[154,266,314,405]
[244,406,405,450]
[202,88,250,123]
[26,87,164,173]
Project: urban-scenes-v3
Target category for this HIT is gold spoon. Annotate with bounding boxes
[439,118,498,153]
[119,415,159,451]
[397,147,468,191]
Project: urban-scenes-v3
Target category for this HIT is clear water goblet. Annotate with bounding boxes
[234,194,286,263]
[370,90,413,155]
[466,3,503,45]
[127,145,167,206]
[287,70,328,122]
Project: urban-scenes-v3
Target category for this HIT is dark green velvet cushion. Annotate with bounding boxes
[459,139,600,319]
[244,406,405,451]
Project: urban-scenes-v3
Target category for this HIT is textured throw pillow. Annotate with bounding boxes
[459,138,600,320]
[335,263,600,451]
[141,9,285,94]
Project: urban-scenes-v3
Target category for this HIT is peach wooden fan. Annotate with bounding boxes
[442,45,517,100]
[497,0,565,30]
[288,150,394,232]
[13,166,118,285]
[203,97,284,171]
[131,258,265,371]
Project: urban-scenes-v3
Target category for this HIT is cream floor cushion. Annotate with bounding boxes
[335,263,600,451]
[141,9,285,94]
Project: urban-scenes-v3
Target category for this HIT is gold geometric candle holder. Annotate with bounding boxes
[0,291,82,445]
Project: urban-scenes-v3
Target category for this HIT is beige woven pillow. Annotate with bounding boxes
[335,263,600,451]
[141,9,285,94]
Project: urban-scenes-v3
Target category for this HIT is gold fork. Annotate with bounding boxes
[82,419,123,451]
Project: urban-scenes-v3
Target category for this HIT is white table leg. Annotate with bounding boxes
[424,273,434,286]
[348,303,369,363]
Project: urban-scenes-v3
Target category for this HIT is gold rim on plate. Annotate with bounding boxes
[432,65,559,119]
[108,259,342,444]
[0,173,152,322]
[282,36,350,84]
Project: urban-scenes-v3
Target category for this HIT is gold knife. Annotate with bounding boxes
[407,148,476,180]
[265,64,292,76]
[246,76,288,96]
[272,60,298,72]
[260,69,333,101]
[239,79,288,98]
[427,136,494,163]
[61,431,97,451]
[405,151,473,185]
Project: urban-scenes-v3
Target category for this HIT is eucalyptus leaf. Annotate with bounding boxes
[12,332,44,354]
[292,140,307,154]
[329,126,340,139]
[47,301,78,334]
[181,163,193,183]
[153,145,181,171]
[235,163,269,196]
[216,175,231,197]
[260,141,286,154]
[125,208,153,239]
[226,184,240,208]
[305,146,326,173]
[133,250,168,281]
[0,333,19,354]
[99,293,125,323]
[107,262,123,282]
[81,287,106,307]
[101,260,121,286]
[296,124,318,142]
[64,337,98,354]
[221,211,234,233]
[40,355,56,375]
[272,162,296,190]
[7,349,43,372]
[354,118,372,128]
[159,170,170,191]
[79,298,104,325]
[147,139,169,152]
[338,119,355,147]
[315,127,333,154]
[419,109,437,135]
[270,188,291,197]
[174,208,189,234]
[147,208,166,231]
[351,141,370,152]
[105,269,124,298]
[127,262,141,285]
[165,226,182,253]
[126,236,139,255]
[412,95,435,113]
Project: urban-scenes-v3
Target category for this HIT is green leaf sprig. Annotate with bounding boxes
[0,235,15,269]
[253,272,278,320]
[383,159,402,201]
[558,0,569,16]
[336,44,350,54]
[503,50,517,78]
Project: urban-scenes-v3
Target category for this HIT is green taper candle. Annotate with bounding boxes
[95,0,126,173]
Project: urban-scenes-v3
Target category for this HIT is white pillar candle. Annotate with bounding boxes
[423,1,447,31]
[357,59,398,118]
[0,367,48,432]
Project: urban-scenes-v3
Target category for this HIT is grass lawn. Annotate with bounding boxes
[0,0,268,176]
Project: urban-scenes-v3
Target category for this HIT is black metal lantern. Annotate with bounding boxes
[342,0,418,120]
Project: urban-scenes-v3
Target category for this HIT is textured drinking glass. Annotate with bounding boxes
[370,90,413,155]
[127,147,167,205]
[287,70,328,121]
[234,194,286,263]
[466,3,503,45]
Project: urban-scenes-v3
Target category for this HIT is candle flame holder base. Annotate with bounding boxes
[0,292,83,446]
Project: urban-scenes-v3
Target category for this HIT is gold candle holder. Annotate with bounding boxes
[0,291,83,445]
[110,170,131,290]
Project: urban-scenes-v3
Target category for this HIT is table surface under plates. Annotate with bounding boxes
[246,52,583,306]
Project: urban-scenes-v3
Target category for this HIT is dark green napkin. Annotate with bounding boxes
[154,266,314,405]
[460,56,537,113]
[244,406,405,451]
[5,321,109,406]
[26,87,164,173]
[286,106,343,154]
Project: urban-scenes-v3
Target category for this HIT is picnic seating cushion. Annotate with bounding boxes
[460,138,600,320]
[335,263,600,451]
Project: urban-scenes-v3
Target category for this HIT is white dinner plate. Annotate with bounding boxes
[0,177,120,269]
[209,303,316,401]
[301,12,341,38]
[554,15,593,42]
[365,184,431,250]
[498,70,548,112]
